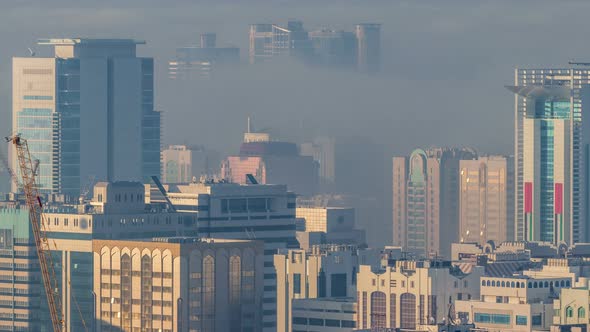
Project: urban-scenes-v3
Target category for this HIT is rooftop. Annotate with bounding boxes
[38,38,146,46]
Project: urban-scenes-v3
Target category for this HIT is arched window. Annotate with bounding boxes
[511,281,515,288]
[566,280,571,287]
[492,281,496,287]
[501,281,505,287]
[400,293,417,329]
[521,282,525,288]
[203,255,215,331]
[371,292,386,328]
[566,306,574,318]
[528,282,532,288]
[481,280,485,286]
[533,282,538,288]
[544,281,549,288]
[486,280,491,286]
[516,282,520,288]
[560,281,565,287]
[229,255,241,305]
[579,307,586,319]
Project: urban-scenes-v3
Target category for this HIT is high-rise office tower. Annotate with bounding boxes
[393,147,477,258]
[12,38,161,196]
[355,24,381,74]
[459,156,514,245]
[509,67,590,244]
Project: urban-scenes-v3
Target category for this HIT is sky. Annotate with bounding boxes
[1,0,590,158]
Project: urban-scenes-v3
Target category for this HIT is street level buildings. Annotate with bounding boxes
[94,237,264,332]
[274,245,370,332]
[12,38,160,196]
[149,180,298,331]
[356,259,483,330]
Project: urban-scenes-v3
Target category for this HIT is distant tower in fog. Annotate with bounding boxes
[355,23,381,73]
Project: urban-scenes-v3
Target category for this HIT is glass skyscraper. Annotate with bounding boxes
[510,67,590,244]
[12,39,161,197]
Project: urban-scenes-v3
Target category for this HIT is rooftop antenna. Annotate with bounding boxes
[27,48,35,57]
[247,116,252,133]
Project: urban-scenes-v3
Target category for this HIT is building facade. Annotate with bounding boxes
[93,237,264,332]
[356,260,483,330]
[149,180,299,331]
[274,245,364,332]
[393,148,477,258]
[459,156,514,245]
[12,38,160,196]
[355,24,381,74]
[168,33,239,79]
[161,145,219,183]
[510,68,590,244]
[291,298,357,332]
[455,275,569,332]
[300,137,336,187]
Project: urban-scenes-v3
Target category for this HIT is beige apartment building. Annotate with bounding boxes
[356,260,483,330]
[94,237,264,332]
[274,245,370,332]
[455,275,570,332]
[459,156,514,245]
[393,148,477,258]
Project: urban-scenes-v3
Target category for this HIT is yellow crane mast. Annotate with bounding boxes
[5,134,65,332]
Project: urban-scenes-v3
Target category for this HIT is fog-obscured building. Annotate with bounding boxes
[300,137,336,187]
[249,21,381,73]
[295,206,365,247]
[12,38,160,196]
[94,237,264,332]
[221,124,318,196]
[162,145,220,183]
[169,33,239,79]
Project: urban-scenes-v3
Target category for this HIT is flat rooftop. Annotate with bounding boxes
[38,38,146,46]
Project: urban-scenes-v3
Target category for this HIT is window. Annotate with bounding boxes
[341,320,356,328]
[309,318,323,326]
[579,307,586,319]
[292,317,307,325]
[371,292,386,328]
[566,307,574,318]
[532,314,542,326]
[474,313,510,325]
[331,274,347,297]
[293,273,301,295]
[513,315,527,325]
[325,319,339,327]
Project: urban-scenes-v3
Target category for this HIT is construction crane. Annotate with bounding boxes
[5,134,65,332]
